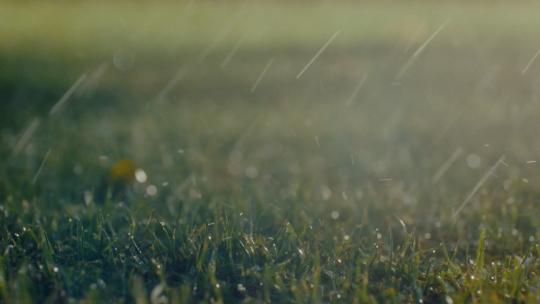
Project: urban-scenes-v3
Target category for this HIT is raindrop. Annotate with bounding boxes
[245,166,258,178]
[84,191,93,206]
[466,154,481,169]
[237,284,246,293]
[146,185,158,196]
[321,186,332,200]
[135,169,147,183]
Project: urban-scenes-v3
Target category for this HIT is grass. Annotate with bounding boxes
[1,1,540,303]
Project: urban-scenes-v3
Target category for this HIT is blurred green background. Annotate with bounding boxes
[4,1,540,199]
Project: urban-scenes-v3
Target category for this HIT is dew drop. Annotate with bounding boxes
[466,154,481,169]
[146,185,158,196]
[135,169,147,183]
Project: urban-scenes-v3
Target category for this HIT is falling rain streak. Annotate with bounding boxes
[296,30,341,79]
[396,19,450,80]
[432,147,464,183]
[12,118,40,156]
[32,148,52,185]
[251,58,274,93]
[222,35,246,68]
[78,62,109,96]
[155,68,188,102]
[345,74,368,106]
[521,48,540,75]
[197,26,235,63]
[453,155,506,219]
[49,74,88,116]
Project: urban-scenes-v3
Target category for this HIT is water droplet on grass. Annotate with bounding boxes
[146,185,158,196]
[237,284,246,293]
[135,169,147,183]
[466,154,481,169]
[322,186,332,200]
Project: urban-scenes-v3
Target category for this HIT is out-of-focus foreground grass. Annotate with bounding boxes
[1,1,540,303]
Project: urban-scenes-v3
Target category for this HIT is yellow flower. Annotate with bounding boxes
[107,159,136,184]
[95,159,136,204]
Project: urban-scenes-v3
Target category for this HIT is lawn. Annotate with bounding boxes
[1,1,540,303]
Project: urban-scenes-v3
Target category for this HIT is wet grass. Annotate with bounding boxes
[1,1,540,303]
